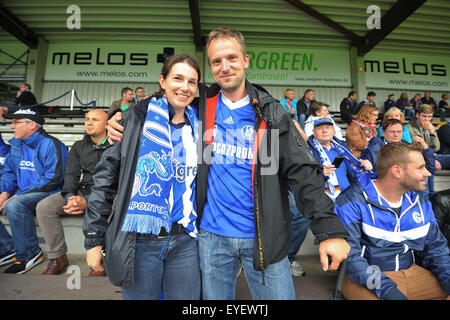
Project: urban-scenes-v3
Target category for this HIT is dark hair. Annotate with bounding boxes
[310,101,327,116]
[121,87,133,95]
[382,118,403,132]
[153,53,201,98]
[368,91,376,97]
[304,89,314,96]
[135,87,144,93]
[348,91,357,98]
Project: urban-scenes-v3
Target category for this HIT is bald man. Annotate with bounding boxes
[36,109,110,275]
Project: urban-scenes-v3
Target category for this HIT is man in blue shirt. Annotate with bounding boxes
[0,108,67,274]
[307,117,372,201]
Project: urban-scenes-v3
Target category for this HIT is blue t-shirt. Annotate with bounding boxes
[200,92,256,238]
[324,146,350,193]
[168,114,198,238]
[18,144,38,192]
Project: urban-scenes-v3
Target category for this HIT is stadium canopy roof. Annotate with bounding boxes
[1,0,449,56]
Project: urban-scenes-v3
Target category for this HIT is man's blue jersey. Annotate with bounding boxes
[200,92,256,238]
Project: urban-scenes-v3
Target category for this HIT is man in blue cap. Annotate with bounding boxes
[307,117,372,201]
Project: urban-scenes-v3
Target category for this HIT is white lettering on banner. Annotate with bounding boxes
[212,142,253,161]
[128,201,167,214]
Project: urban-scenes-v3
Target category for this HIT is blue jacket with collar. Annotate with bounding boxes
[0,129,68,196]
[335,173,450,299]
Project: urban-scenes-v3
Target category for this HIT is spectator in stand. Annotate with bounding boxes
[280,89,298,121]
[15,83,37,107]
[357,91,376,114]
[304,101,343,139]
[437,120,450,155]
[362,119,436,178]
[346,104,379,158]
[421,91,437,114]
[336,142,450,300]
[339,91,358,125]
[410,93,422,114]
[377,107,412,143]
[108,87,136,116]
[407,104,440,197]
[36,109,109,276]
[396,92,415,119]
[384,94,396,113]
[296,89,316,130]
[134,87,149,103]
[439,93,449,122]
[307,117,372,201]
[0,108,68,274]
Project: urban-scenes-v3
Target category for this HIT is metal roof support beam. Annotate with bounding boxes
[358,0,428,56]
[285,0,361,43]
[188,0,204,51]
[0,4,38,49]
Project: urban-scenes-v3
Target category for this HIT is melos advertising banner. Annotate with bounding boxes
[364,51,450,91]
[45,43,195,82]
[204,47,352,87]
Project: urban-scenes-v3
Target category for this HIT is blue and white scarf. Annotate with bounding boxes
[310,137,370,199]
[121,96,198,235]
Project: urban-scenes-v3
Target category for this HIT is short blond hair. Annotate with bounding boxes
[418,104,434,114]
[383,107,405,122]
[206,27,246,61]
[376,142,423,178]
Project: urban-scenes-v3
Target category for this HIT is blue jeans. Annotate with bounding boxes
[198,229,296,300]
[435,154,450,170]
[288,190,310,262]
[439,108,448,122]
[121,232,201,300]
[4,192,52,261]
[298,113,306,130]
[0,220,14,255]
[402,109,415,119]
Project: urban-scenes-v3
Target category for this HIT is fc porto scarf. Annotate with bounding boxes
[121,96,197,235]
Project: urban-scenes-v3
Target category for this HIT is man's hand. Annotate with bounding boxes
[63,195,87,215]
[422,121,435,134]
[359,159,373,171]
[0,192,10,213]
[318,238,350,271]
[412,135,429,149]
[292,119,308,141]
[107,112,124,144]
[86,246,105,273]
[323,165,336,177]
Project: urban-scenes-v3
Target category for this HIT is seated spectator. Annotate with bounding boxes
[339,90,358,125]
[134,87,149,103]
[384,94,396,113]
[429,189,450,246]
[362,119,436,177]
[296,89,315,129]
[421,91,437,114]
[407,104,440,153]
[36,109,109,276]
[335,142,450,300]
[437,120,450,155]
[0,133,10,168]
[396,92,414,119]
[357,91,376,114]
[410,93,422,113]
[307,117,372,201]
[304,102,343,139]
[0,108,68,274]
[346,104,379,157]
[107,87,136,116]
[377,107,412,143]
[280,89,298,121]
[15,83,37,107]
[439,93,449,122]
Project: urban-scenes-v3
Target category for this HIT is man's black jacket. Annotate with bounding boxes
[340,97,358,124]
[61,134,110,199]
